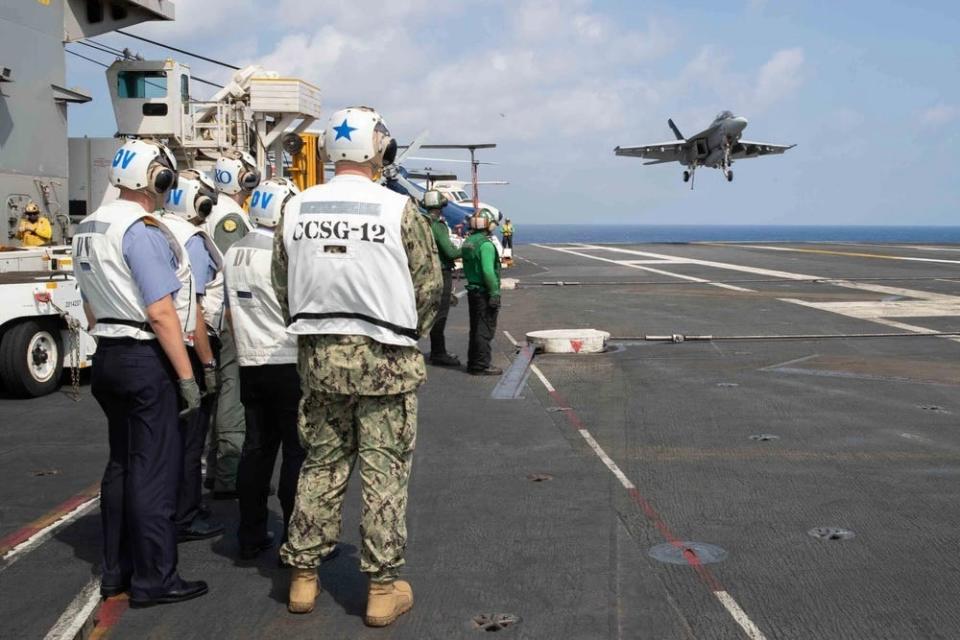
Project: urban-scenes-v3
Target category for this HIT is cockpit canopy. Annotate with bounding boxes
[715,110,735,121]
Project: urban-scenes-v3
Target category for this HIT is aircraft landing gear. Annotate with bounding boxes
[684,163,697,190]
[725,169,734,182]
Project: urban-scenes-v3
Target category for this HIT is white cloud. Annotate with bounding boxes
[753,48,805,110]
[920,103,959,127]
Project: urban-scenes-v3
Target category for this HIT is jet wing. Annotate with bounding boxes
[731,140,796,159]
[614,141,688,162]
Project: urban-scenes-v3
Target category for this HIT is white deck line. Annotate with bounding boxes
[578,429,635,490]
[528,358,767,640]
[0,495,99,570]
[43,577,102,640]
[715,591,769,640]
[530,244,757,293]
[529,364,555,392]
[535,244,960,344]
[734,244,960,265]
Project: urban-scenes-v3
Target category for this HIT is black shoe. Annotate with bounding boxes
[178,519,225,542]
[468,367,503,376]
[100,583,129,598]
[239,532,275,560]
[129,579,209,608]
[430,353,462,367]
[212,490,239,500]
[197,502,212,519]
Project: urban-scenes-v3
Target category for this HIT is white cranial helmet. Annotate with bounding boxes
[109,138,178,196]
[165,170,219,220]
[422,189,447,210]
[214,150,261,195]
[323,106,397,168]
[249,178,299,228]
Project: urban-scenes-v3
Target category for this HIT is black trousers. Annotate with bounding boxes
[503,235,513,250]
[237,363,305,546]
[174,347,214,530]
[467,290,499,371]
[429,269,454,356]
[92,338,181,600]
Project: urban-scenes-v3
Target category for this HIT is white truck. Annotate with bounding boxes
[0,246,95,397]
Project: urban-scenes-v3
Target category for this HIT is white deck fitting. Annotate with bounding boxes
[526,328,610,354]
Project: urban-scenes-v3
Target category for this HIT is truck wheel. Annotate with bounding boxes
[0,320,64,398]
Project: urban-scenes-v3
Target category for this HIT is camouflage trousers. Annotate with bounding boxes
[279,389,417,583]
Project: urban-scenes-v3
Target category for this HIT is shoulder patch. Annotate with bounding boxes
[222,219,238,233]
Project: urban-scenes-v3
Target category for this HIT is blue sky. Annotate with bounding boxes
[65,0,960,225]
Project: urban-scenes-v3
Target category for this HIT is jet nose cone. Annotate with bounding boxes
[732,116,748,131]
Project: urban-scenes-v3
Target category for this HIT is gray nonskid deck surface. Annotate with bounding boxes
[2,242,960,639]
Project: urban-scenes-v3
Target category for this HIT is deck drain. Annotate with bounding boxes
[31,468,60,477]
[749,434,780,442]
[808,527,855,541]
[716,382,739,388]
[472,613,521,632]
[648,542,728,565]
[527,473,553,482]
[546,406,573,413]
[919,405,949,413]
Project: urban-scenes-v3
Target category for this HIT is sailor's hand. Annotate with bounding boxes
[449,292,459,307]
[178,378,202,419]
[203,361,221,398]
[489,295,501,309]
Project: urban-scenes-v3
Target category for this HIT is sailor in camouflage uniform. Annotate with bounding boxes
[273,106,441,627]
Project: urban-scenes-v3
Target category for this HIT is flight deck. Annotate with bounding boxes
[3,241,960,639]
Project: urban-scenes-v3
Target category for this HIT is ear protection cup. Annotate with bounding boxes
[151,165,176,194]
[195,195,214,218]
[381,138,398,166]
[239,168,261,191]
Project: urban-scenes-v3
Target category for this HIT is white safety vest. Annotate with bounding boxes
[281,174,419,347]
[204,196,252,241]
[161,213,226,336]
[73,199,195,341]
[223,228,298,366]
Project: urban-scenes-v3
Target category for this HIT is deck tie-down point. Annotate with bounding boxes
[808,527,855,541]
[472,613,521,632]
[526,473,554,482]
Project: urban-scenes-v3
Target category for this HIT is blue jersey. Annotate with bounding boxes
[184,235,218,296]
[121,221,181,306]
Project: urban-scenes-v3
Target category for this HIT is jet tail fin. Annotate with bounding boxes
[668,119,684,141]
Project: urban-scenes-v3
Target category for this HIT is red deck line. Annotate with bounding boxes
[0,482,100,557]
[546,387,727,593]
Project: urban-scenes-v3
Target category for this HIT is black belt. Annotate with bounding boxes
[98,318,154,334]
[290,312,420,341]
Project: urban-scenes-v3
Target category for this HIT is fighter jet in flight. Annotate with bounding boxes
[614,111,795,188]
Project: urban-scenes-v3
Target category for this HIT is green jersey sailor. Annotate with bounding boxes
[461,208,503,375]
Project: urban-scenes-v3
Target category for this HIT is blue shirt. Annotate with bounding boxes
[121,221,181,306]
[185,235,218,296]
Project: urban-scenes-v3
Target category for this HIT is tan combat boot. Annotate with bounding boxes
[365,580,414,627]
[288,568,319,614]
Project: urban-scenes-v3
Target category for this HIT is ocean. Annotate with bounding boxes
[512,225,960,245]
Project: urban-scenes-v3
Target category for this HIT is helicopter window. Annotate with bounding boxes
[455,191,469,201]
[117,70,168,99]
